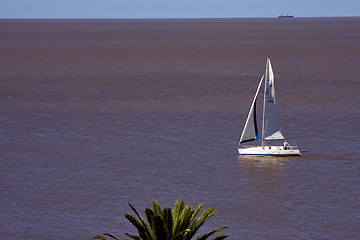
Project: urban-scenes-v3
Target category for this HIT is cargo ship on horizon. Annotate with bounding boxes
[278,13,294,18]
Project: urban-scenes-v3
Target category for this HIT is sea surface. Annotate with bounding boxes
[1,17,360,239]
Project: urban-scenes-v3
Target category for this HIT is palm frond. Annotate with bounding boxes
[94,199,229,240]
[173,199,186,219]
[189,204,203,223]
[125,233,141,240]
[128,204,149,231]
[144,208,154,229]
[195,226,229,240]
[152,200,163,216]
[93,233,123,240]
[104,233,123,240]
[151,214,168,240]
[213,235,229,240]
[93,234,109,240]
[124,213,151,240]
[163,207,173,239]
[173,205,193,237]
[187,207,216,239]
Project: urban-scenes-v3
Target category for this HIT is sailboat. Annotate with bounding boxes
[238,58,301,156]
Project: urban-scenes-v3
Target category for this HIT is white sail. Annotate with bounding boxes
[262,58,284,141]
[239,76,264,144]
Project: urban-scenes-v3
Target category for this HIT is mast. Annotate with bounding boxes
[261,58,269,146]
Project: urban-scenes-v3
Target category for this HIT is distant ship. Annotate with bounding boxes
[278,13,294,18]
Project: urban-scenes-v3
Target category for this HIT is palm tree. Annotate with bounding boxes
[94,199,229,240]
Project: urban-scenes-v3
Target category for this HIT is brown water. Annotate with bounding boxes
[1,18,360,239]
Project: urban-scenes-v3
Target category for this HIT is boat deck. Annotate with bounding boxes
[238,145,301,156]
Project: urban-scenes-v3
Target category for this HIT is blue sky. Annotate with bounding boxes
[0,0,359,18]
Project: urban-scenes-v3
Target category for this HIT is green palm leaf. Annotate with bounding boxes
[212,235,229,240]
[95,199,229,240]
[152,214,168,240]
[187,207,216,240]
[163,208,173,239]
[94,233,124,240]
[124,213,153,239]
[125,233,141,240]
[195,226,229,240]
[172,199,185,225]
[152,200,163,216]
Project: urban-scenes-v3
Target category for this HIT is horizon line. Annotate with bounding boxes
[0,16,359,20]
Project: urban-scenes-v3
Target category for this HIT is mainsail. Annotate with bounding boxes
[262,58,284,141]
[239,76,264,144]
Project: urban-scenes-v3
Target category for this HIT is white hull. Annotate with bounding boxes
[238,145,301,156]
